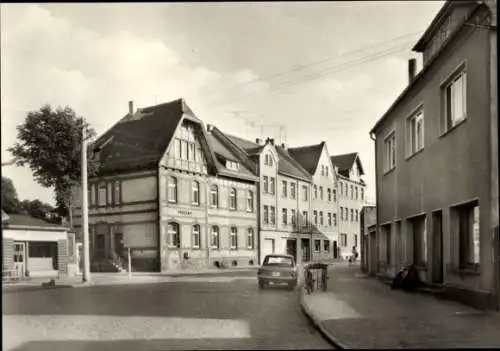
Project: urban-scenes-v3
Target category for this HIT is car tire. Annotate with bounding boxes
[258,280,266,289]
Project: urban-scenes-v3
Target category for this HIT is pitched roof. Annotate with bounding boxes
[206,133,258,181]
[93,99,186,174]
[2,213,67,229]
[287,142,325,176]
[213,128,312,182]
[330,152,365,176]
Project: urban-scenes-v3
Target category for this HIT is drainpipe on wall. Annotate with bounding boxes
[370,132,379,274]
[206,175,211,268]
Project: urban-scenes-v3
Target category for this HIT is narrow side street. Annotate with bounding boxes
[3,271,334,351]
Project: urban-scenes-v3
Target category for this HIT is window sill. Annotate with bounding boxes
[230,247,238,251]
[383,167,396,176]
[192,247,201,250]
[439,116,467,139]
[405,147,424,162]
[168,246,180,250]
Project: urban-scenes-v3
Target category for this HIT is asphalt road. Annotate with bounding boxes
[3,272,334,350]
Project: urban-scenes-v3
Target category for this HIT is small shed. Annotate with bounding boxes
[2,211,76,279]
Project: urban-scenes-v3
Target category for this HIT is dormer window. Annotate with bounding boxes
[226,160,240,171]
[264,153,273,166]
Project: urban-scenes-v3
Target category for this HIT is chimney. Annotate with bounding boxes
[408,58,417,84]
[128,100,134,115]
[269,138,275,146]
[255,138,262,145]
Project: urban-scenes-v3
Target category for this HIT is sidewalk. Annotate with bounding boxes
[300,264,500,349]
[2,266,258,293]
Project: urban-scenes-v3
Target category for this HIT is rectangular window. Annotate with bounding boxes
[229,188,237,210]
[269,177,275,195]
[290,183,296,199]
[181,140,188,160]
[282,208,288,225]
[333,213,337,226]
[340,183,343,197]
[340,234,347,247]
[411,216,427,266]
[355,187,358,200]
[188,143,195,161]
[98,184,106,206]
[270,206,276,225]
[192,181,200,206]
[350,185,353,199]
[175,138,181,159]
[263,176,269,193]
[264,206,269,224]
[113,181,121,205]
[340,207,344,221]
[354,234,358,247]
[325,167,328,176]
[319,211,324,226]
[328,188,332,202]
[291,209,296,226]
[355,210,359,222]
[211,226,220,249]
[406,109,424,157]
[107,183,113,206]
[313,210,318,225]
[247,228,254,249]
[302,185,308,201]
[167,223,180,249]
[282,180,287,198]
[350,209,354,222]
[443,69,467,132]
[314,240,321,252]
[384,132,396,172]
[328,213,332,227]
[320,187,323,200]
[324,240,330,252]
[456,202,480,268]
[246,191,254,212]
[361,188,364,201]
[230,227,238,249]
[302,211,308,227]
[313,185,317,200]
[192,225,200,249]
[333,189,337,202]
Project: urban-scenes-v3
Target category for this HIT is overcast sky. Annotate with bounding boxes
[1,1,444,206]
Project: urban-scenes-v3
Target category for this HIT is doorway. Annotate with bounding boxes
[301,239,310,262]
[333,240,338,259]
[114,233,124,258]
[95,234,105,258]
[286,239,297,262]
[13,242,26,278]
[432,211,444,284]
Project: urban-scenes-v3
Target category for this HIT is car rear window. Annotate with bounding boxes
[263,256,294,266]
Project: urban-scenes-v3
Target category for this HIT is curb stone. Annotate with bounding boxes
[299,286,349,349]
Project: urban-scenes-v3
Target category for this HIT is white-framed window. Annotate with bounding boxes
[319,186,323,200]
[355,187,358,200]
[443,69,467,132]
[263,176,269,193]
[291,209,296,226]
[167,222,180,248]
[361,188,364,201]
[340,207,344,221]
[167,176,178,203]
[302,211,308,227]
[319,211,324,226]
[247,228,254,249]
[98,183,106,206]
[355,209,359,222]
[340,233,347,247]
[345,183,348,196]
[290,183,296,199]
[282,180,287,198]
[321,165,324,176]
[325,167,328,176]
[324,240,330,252]
[406,109,424,157]
[230,227,238,249]
[192,181,200,206]
[265,153,273,166]
[328,213,332,227]
[350,185,353,199]
[333,213,337,226]
[314,240,321,252]
[340,182,343,197]
[350,209,354,222]
[302,185,308,201]
[229,188,237,210]
[384,131,396,173]
[211,226,220,249]
[313,210,318,225]
[313,185,317,200]
[327,188,332,202]
[454,202,480,268]
[246,190,254,212]
[333,189,337,202]
[269,177,275,195]
[263,206,269,224]
[192,224,200,249]
[210,185,218,207]
[107,183,113,206]
[270,206,276,225]
[282,208,288,225]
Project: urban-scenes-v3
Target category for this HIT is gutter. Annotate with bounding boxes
[369,132,379,270]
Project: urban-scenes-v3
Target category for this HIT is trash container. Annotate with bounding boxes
[304,262,328,293]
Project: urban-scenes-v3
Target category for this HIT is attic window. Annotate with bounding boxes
[226,160,240,171]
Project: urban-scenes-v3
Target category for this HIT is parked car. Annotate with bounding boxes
[257,254,297,290]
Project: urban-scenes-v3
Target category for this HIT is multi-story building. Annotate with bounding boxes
[370,0,498,310]
[208,128,316,264]
[72,99,259,272]
[288,142,339,262]
[330,153,366,259]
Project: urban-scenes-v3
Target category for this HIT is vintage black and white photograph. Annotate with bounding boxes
[1,1,499,350]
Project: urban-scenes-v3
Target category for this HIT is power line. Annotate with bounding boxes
[210,39,415,107]
[203,30,424,101]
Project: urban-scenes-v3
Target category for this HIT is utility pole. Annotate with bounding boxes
[81,129,91,283]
